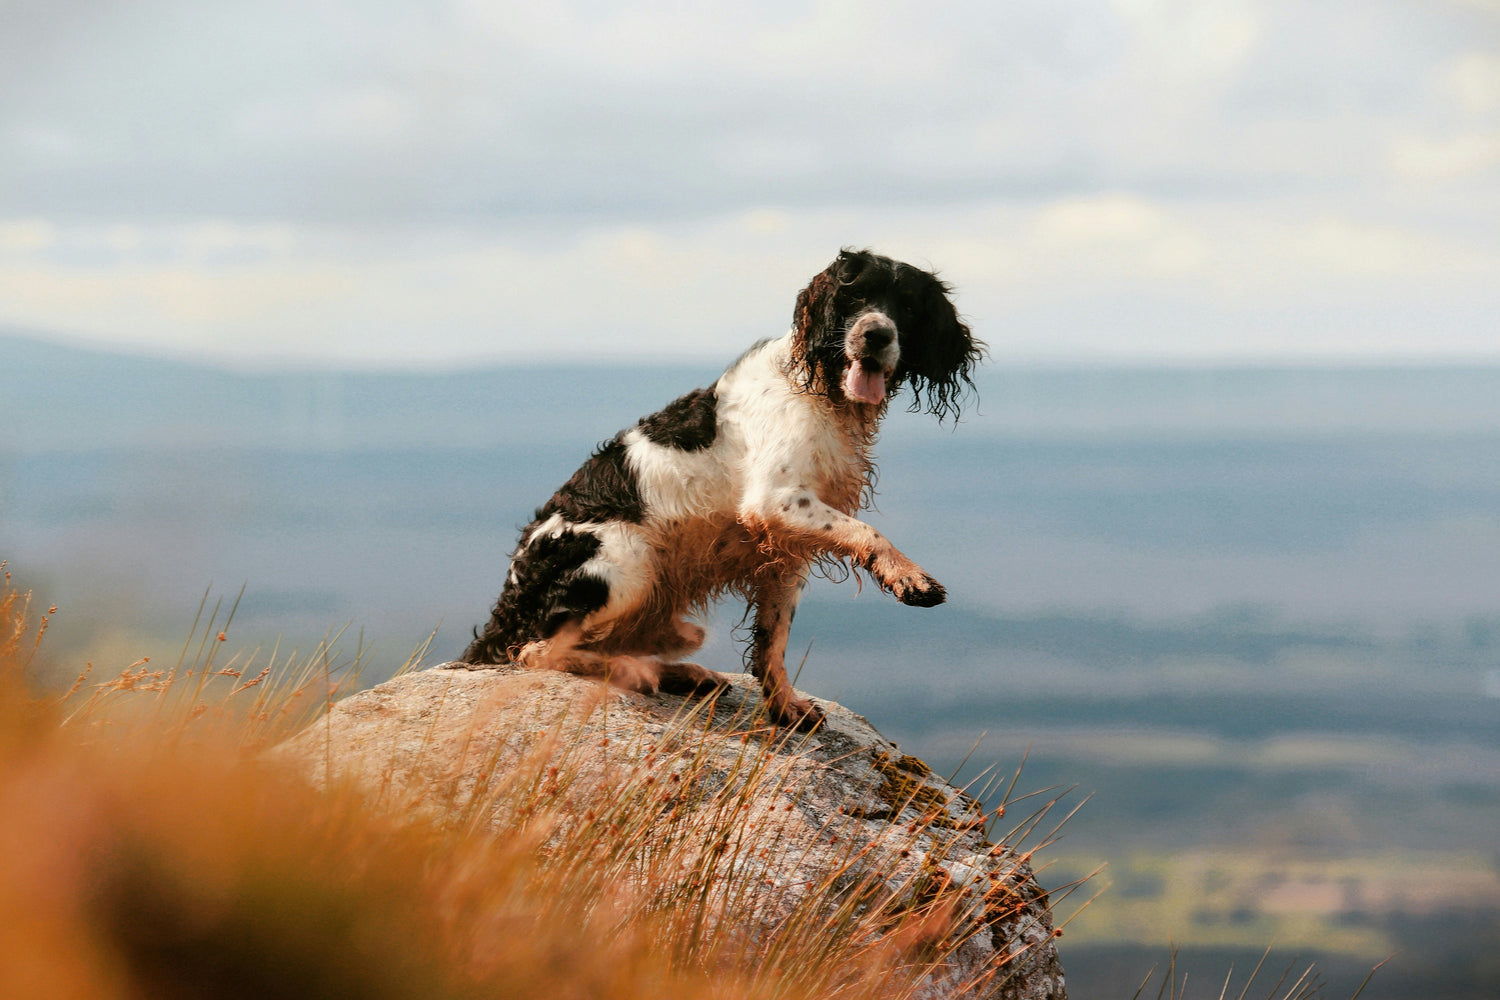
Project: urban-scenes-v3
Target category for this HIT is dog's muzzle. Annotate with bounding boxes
[843,312,899,404]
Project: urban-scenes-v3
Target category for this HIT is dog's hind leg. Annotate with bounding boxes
[592,613,728,696]
[647,618,732,696]
[515,615,724,698]
[514,622,665,693]
[656,660,731,696]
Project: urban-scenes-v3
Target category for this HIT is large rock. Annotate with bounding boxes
[276,664,1067,1000]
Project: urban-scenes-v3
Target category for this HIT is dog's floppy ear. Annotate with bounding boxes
[793,259,840,350]
[898,271,984,423]
[792,250,869,398]
[794,249,871,341]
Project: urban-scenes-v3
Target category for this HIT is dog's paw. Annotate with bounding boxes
[656,661,731,697]
[603,655,662,695]
[865,553,947,608]
[674,621,708,649]
[891,572,946,607]
[768,694,826,732]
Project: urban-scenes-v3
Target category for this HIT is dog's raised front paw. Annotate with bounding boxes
[892,572,946,607]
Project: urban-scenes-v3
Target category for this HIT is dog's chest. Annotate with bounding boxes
[722,370,871,513]
[779,417,869,512]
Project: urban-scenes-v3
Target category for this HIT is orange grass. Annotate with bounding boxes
[0,575,736,1000]
[0,571,1076,1000]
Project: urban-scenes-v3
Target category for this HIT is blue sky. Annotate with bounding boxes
[2,0,1498,367]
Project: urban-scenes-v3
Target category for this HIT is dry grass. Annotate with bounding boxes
[0,568,1073,1000]
[1,564,1391,1000]
[1126,946,1387,1000]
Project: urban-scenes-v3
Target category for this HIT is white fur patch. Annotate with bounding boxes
[616,334,871,527]
[576,520,654,621]
[622,427,734,522]
[719,334,872,518]
[524,512,568,546]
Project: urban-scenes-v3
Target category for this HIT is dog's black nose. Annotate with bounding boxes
[861,326,894,352]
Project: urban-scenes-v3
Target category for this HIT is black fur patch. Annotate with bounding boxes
[462,526,609,662]
[538,436,645,524]
[462,422,650,663]
[637,386,718,451]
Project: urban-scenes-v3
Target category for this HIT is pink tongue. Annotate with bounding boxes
[842,364,887,404]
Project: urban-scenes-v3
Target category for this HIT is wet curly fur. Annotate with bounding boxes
[460,249,982,729]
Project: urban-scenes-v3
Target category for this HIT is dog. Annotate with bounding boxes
[460,249,982,729]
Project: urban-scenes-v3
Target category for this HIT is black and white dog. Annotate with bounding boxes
[461,249,982,729]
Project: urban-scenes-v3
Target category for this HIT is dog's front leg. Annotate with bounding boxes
[764,490,946,607]
[748,568,825,731]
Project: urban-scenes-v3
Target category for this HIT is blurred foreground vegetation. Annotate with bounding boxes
[2,568,1084,1000]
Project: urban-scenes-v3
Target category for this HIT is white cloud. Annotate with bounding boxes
[1110,0,1260,89]
[3,196,1495,365]
[1390,132,1500,179]
[1282,215,1495,278]
[1440,51,1500,114]
[0,219,56,252]
[0,1,1497,362]
[232,87,418,150]
[1028,195,1210,277]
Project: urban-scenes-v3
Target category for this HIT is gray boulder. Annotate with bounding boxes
[275,663,1067,1000]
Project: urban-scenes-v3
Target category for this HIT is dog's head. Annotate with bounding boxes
[791,248,982,422]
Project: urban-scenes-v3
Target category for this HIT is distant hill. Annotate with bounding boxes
[0,329,717,454]
[9,329,1500,458]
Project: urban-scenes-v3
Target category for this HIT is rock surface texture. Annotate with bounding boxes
[276,664,1068,1000]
